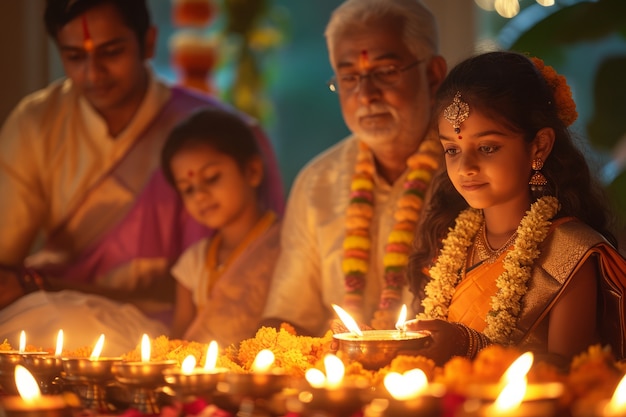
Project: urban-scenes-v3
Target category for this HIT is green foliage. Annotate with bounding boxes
[510,0,626,225]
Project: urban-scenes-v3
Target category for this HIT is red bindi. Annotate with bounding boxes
[187,170,194,177]
[359,50,369,69]
[81,15,94,51]
[458,135,463,140]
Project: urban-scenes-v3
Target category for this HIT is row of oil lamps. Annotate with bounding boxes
[1,305,625,417]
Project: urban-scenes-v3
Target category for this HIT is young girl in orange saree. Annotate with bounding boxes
[407,51,626,368]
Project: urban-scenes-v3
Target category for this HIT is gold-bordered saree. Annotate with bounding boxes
[447,218,626,360]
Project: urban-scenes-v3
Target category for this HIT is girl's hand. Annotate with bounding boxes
[404,318,467,365]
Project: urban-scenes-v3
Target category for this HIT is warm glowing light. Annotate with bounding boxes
[55,329,64,357]
[305,368,326,388]
[331,304,363,337]
[204,341,218,371]
[15,365,41,402]
[501,352,533,384]
[324,354,345,389]
[535,0,555,6]
[181,355,197,375]
[494,0,520,18]
[384,369,428,400]
[490,352,533,412]
[141,334,151,363]
[19,330,26,353]
[474,0,496,11]
[304,355,345,389]
[90,334,105,360]
[395,304,408,330]
[606,373,626,413]
[251,349,275,372]
[493,377,527,412]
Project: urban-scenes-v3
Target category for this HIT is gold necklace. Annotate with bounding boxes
[420,196,560,343]
[474,222,518,264]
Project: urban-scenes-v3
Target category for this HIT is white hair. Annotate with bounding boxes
[324,0,439,61]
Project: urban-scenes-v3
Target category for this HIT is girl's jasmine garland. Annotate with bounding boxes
[419,195,560,344]
[342,137,440,329]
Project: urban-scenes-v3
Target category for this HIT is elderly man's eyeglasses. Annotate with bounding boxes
[327,60,422,93]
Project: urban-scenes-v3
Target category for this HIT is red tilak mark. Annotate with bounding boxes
[81,15,94,51]
[187,170,194,177]
[359,50,369,69]
[458,135,463,140]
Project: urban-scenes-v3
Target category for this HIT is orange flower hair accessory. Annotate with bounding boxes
[530,57,578,127]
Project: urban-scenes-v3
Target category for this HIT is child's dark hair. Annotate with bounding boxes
[44,0,151,49]
[161,107,261,188]
[408,51,617,310]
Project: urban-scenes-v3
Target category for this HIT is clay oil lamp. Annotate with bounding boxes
[331,304,432,370]
[162,340,227,401]
[110,334,177,414]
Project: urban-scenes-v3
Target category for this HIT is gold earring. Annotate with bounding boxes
[529,158,548,191]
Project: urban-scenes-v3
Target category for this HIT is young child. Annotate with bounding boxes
[406,51,626,368]
[161,108,281,347]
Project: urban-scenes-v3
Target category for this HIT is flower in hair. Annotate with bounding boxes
[530,57,578,127]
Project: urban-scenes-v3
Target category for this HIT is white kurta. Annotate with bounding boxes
[261,136,417,336]
[0,70,169,267]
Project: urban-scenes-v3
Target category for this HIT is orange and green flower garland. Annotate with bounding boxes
[342,137,441,329]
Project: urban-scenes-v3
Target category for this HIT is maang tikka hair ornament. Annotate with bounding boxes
[529,158,548,191]
[443,91,470,138]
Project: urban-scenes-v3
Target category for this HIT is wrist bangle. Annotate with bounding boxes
[4,266,47,294]
[453,323,491,359]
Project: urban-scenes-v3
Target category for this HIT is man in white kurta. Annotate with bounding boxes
[261,0,447,336]
[0,0,283,326]
[262,137,418,335]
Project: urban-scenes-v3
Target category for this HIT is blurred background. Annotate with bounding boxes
[0,0,624,229]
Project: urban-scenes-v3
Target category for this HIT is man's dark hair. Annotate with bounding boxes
[44,0,151,46]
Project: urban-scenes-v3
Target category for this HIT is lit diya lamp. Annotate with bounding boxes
[599,373,626,417]
[288,353,371,417]
[331,304,432,370]
[212,349,291,416]
[366,368,444,417]
[163,340,227,400]
[572,372,626,417]
[110,334,177,414]
[0,365,75,417]
[22,330,65,394]
[0,331,48,395]
[61,334,122,413]
[459,352,564,417]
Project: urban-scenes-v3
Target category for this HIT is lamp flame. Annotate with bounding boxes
[304,354,345,389]
[204,341,218,371]
[493,378,527,412]
[15,365,41,402]
[331,304,363,337]
[492,351,533,412]
[395,304,408,330]
[19,330,26,353]
[251,349,275,372]
[90,334,105,360]
[55,329,64,357]
[384,369,428,400]
[501,352,533,384]
[606,373,626,413]
[181,355,196,375]
[305,368,327,388]
[324,354,345,389]
[141,334,151,363]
